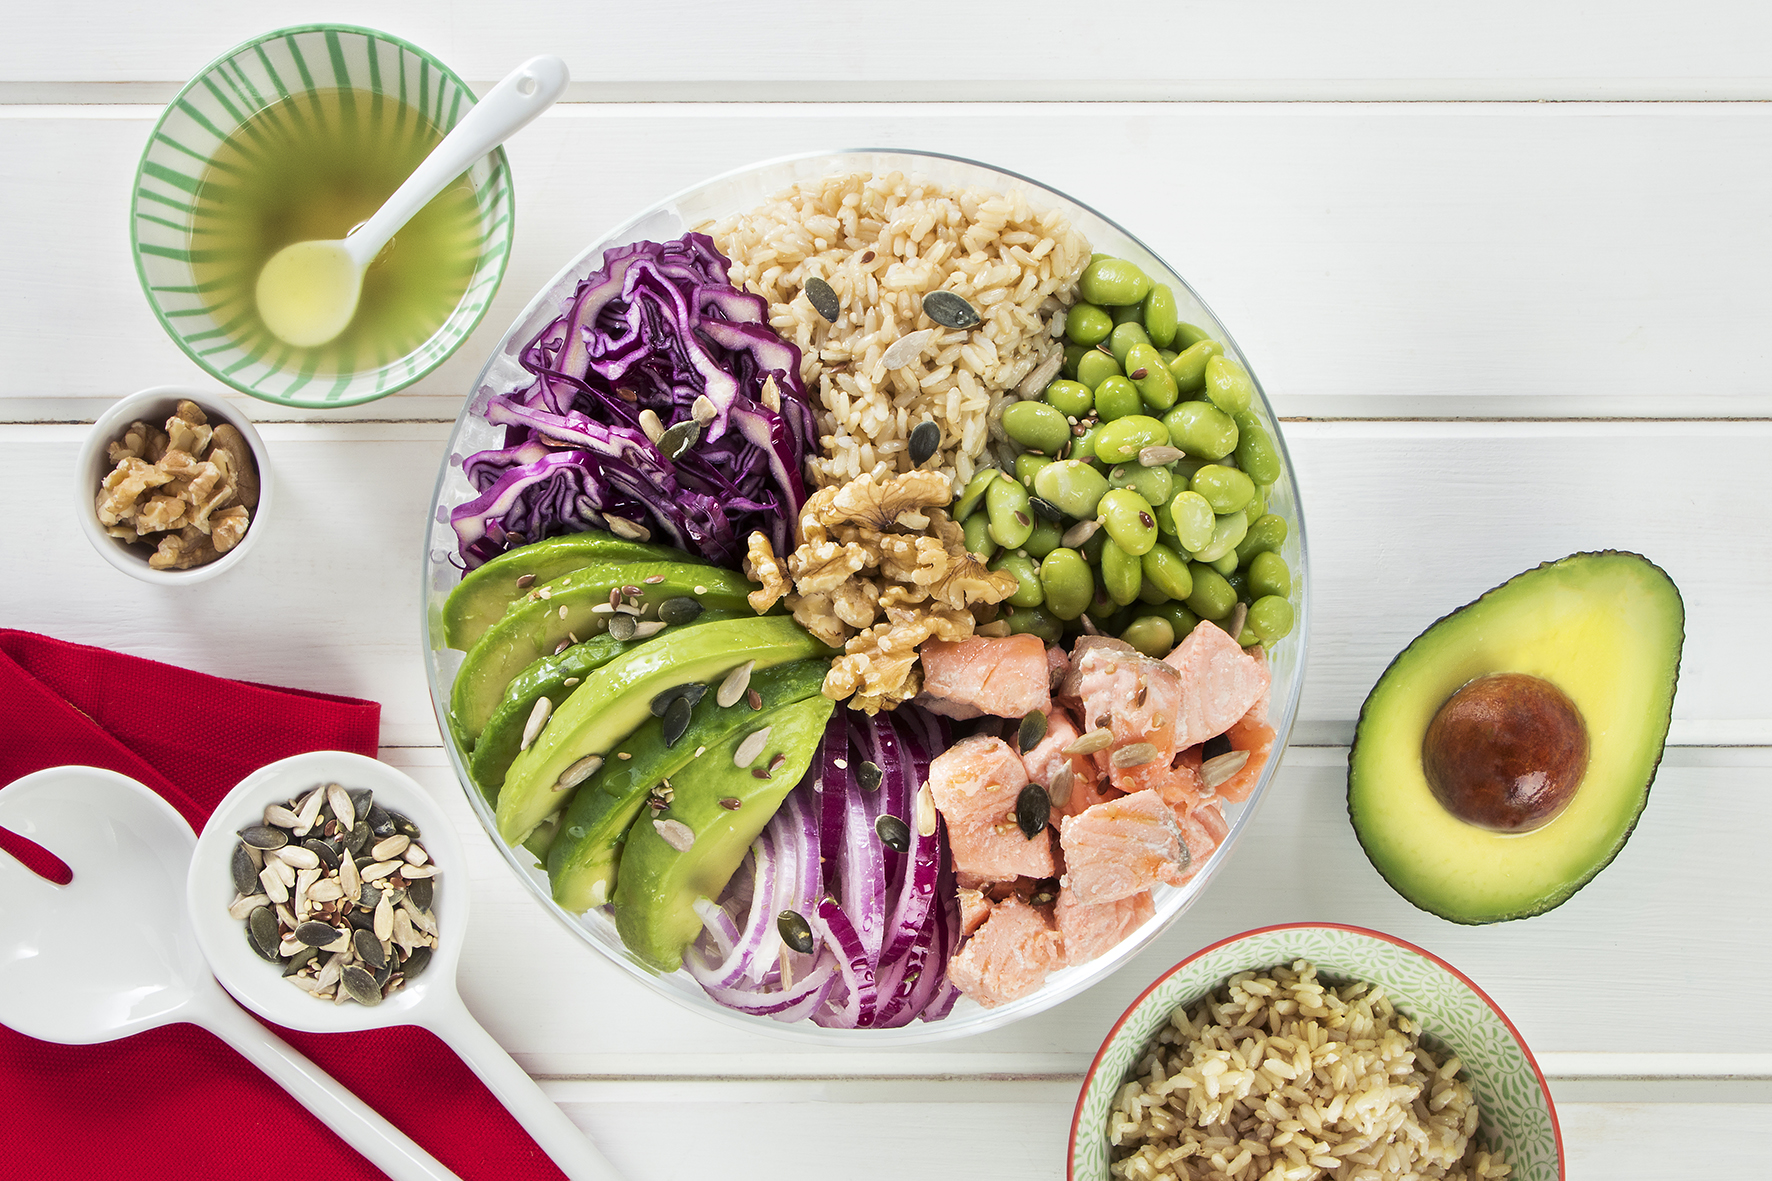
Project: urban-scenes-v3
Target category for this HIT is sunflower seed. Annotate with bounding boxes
[882,328,935,369]
[690,394,718,426]
[908,420,942,466]
[403,903,438,937]
[658,420,701,461]
[653,818,695,852]
[1018,710,1049,754]
[662,695,694,749]
[717,661,756,707]
[604,514,651,542]
[1140,445,1185,466]
[231,843,258,894]
[1016,783,1051,839]
[1111,742,1159,769]
[557,754,604,791]
[336,852,361,899]
[340,965,383,1007]
[228,892,270,920]
[1028,496,1064,522]
[263,804,302,829]
[923,290,981,329]
[855,760,883,792]
[915,781,938,837]
[638,408,666,444]
[1063,728,1115,756]
[630,620,668,639]
[1201,749,1252,790]
[237,824,287,852]
[406,877,433,913]
[1061,519,1101,548]
[874,813,911,853]
[658,596,704,626]
[258,865,289,904]
[804,276,841,322]
[401,863,439,879]
[1049,764,1076,809]
[277,844,320,871]
[361,861,401,882]
[733,725,772,768]
[294,787,325,835]
[306,878,344,904]
[327,785,355,834]
[778,909,816,954]
[1226,601,1249,643]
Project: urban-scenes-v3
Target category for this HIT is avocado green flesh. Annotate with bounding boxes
[442,532,707,651]
[1348,551,1683,924]
[450,561,757,742]
[495,615,829,846]
[614,693,836,972]
[546,659,830,914]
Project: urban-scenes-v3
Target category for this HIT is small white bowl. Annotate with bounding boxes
[76,385,273,585]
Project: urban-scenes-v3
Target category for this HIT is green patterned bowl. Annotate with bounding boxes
[1069,924,1562,1180]
[129,25,515,407]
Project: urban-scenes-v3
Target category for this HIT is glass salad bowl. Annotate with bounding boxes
[421,149,1310,1044]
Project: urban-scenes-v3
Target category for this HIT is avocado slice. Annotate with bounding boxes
[547,659,830,913]
[613,692,836,972]
[1348,551,1683,924]
[450,561,757,743]
[442,532,708,651]
[494,615,830,846]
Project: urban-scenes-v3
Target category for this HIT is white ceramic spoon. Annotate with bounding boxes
[186,750,620,1181]
[0,764,461,1181]
[255,54,569,348]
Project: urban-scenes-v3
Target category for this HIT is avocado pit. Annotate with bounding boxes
[1422,673,1588,834]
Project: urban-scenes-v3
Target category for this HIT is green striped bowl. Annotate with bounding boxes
[130,25,514,407]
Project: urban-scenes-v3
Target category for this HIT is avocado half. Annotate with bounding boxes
[1348,551,1683,924]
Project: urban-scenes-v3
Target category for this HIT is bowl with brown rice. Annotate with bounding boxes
[1069,924,1561,1181]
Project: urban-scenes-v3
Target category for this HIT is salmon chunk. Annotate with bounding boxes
[1056,887,1155,967]
[1175,799,1229,883]
[957,887,992,937]
[919,634,1052,720]
[1065,638,1198,805]
[947,895,1063,1008]
[1020,705,1115,820]
[1212,714,1275,804]
[1058,789,1186,904]
[1163,622,1271,749]
[929,735,1056,881]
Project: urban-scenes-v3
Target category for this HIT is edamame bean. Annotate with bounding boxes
[1209,550,1240,576]
[953,468,999,522]
[1143,285,1179,349]
[1110,303,1145,326]
[1079,257,1153,306]
[1232,410,1283,485]
[1109,322,1151,369]
[1244,485,1268,524]
[986,473,1034,549]
[1100,537,1143,606]
[1185,563,1237,621]
[1248,595,1295,643]
[1093,415,1170,464]
[1097,488,1159,556]
[1071,422,1106,468]
[1167,491,1216,554]
[1062,341,1088,379]
[1015,454,1054,488]
[1003,400,1071,454]
[1234,512,1288,564]
[1190,464,1256,515]
[991,552,1045,608]
[1248,550,1291,600]
[1166,339,1222,393]
[1141,542,1195,600]
[1194,513,1249,564]
[1173,322,1214,349]
[1080,525,1108,564]
[1064,302,1112,346]
[1044,378,1093,418]
[1120,615,1175,658]
[1039,548,1095,620]
[1109,462,1173,508]
[1154,602,1201,641]
[1226,566,1249,601]
[1024,517,1063,559]
[1076,349,1122,390]
[1137,580,1170,606]
[962,512,996,561]
[1005,604,1062,644]
[1033,460,1109,519]
[1093,375,1143,422]
[1125,342,1178,412]
[1204,353,1254,415]
[1162,400,1238,460]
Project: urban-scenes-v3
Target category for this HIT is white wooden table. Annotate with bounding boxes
[5,4,1770,1176]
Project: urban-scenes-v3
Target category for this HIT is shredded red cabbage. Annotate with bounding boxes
[451,233,817,570]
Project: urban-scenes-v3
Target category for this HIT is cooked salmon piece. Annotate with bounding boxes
[1162,622,1271,749]
[1020,705,1115,820]
[919,634,1052,720]
[928,735,1056,882]
[1212,714,1275,804]
[947,895,1063,1008]
[1055,886,1154,967]
[957,887,992,937]
[1174,799,1228,884]
[1066,638,1204,809]
[1057,789,1185,904]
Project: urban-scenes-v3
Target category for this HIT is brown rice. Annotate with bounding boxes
[1108,961,1511,1181]
[706,172,1089,491]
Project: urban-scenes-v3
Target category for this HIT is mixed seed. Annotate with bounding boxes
[229,783,438,1006]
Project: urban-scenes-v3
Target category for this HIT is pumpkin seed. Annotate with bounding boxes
[281,946,317,977]
[923,290,981,329]
[292,920,335,948]
[247,907,280,962]
[231,842,258,894]
[1016,783,1051,839]
[882,328,935,369]
[1201,749,1251,790]
[658,419,701,461]
[662,695,694,749]
[874,814,911,853]
[658,596,704,626]
[237,824,287,851]
[716,660,756,708]
[303,838,341,870]
[1028,496,1065,523]
[1110,742,1159,769]
[777,909,816,954]
[1202,733,1234,761]
[345,821,371,855]
[855,760,883,792]
[653,818,695,852]
[1029,876,1061,907]
[402,946,434,980]
[353,927,388,970]
[366,804,393,838]
[340,964,383,1007]
[804,276,841,322]
[1017,710,1049,754]
[607,612,637,641]
[733,725,773,768]
[1062,728,1114,756]
[406,877,433,913]
[908,420,941,466]
[651,681,707,717]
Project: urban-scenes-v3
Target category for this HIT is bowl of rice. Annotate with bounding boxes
[1069,924,1561,1181]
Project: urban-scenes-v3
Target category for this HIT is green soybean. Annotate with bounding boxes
[1093,375,1143,422]
[1154,602,1201,640]
[1071,422,1106,468]
[1248,550,1291,600]
[1162,400,1238,460]
[1044,378,1093,418]
[1249,595,1295,643]
[1109,322,1151,369]
[1226,566,1250,601]
[1137,580,1171,606]
[1173,322,1214,349]
[1126,342,1179,412]
[1039,548,1094,620]
[1097,488,1159,556]
[1100,537,1143,606]
[1234,513,1288,565]
[1062,341,1088,379]
[1005,604,1062,644]
[1064,302,1112,346]
[991,552,1045,608]
[1079,257,1153,306]
[1245,485,1268,525]
[1186,563,1237,621]
[1109,462,1173,508]
[1003,400,1071,454]
[1120,615,1175,658]
[1197,513,1247,564]
[1023,517,1063,559]
[1141,542,1195,600]
[953,468,999,522]
[1080,525,1108,564]
[962,512,997,561]
[1167,491,1216,554]
[1033,460,1109,519]
[1143,285,1179,349]
[1166,339,1222,393]
[1014,453,1054,488]
[1232,411,1282,485]
[1110,303,1145,326]
[1191,464,1256,515]
[1076,349,1122,390]
[1093,415,1170,464]
[986,473,1034,549]
[1204,354,1254,415]
[1209,549,1241,576]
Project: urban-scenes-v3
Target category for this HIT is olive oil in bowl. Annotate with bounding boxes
[190,88,485,374]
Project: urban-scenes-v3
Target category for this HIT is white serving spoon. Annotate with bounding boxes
[186,750,620,1181]
[255,54,569,348]
[0,765,461,1181]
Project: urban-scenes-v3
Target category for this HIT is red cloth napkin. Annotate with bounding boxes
[0,630,566,1181]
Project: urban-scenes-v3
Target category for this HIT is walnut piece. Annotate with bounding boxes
[148,526,219,571]
[744,531,790,613]
[818,469,952,533]
[211,506,250,553]
[94,402,256,568]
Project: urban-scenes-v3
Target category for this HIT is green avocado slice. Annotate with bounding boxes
[494,615,829,846]
[1348,550,1683,924]
[546,659,830,913]
[450,561,757,743]
[614,692,835,972]
[442,532,708,651]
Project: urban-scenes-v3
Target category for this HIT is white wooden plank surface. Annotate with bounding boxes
[5,103,1772,420]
